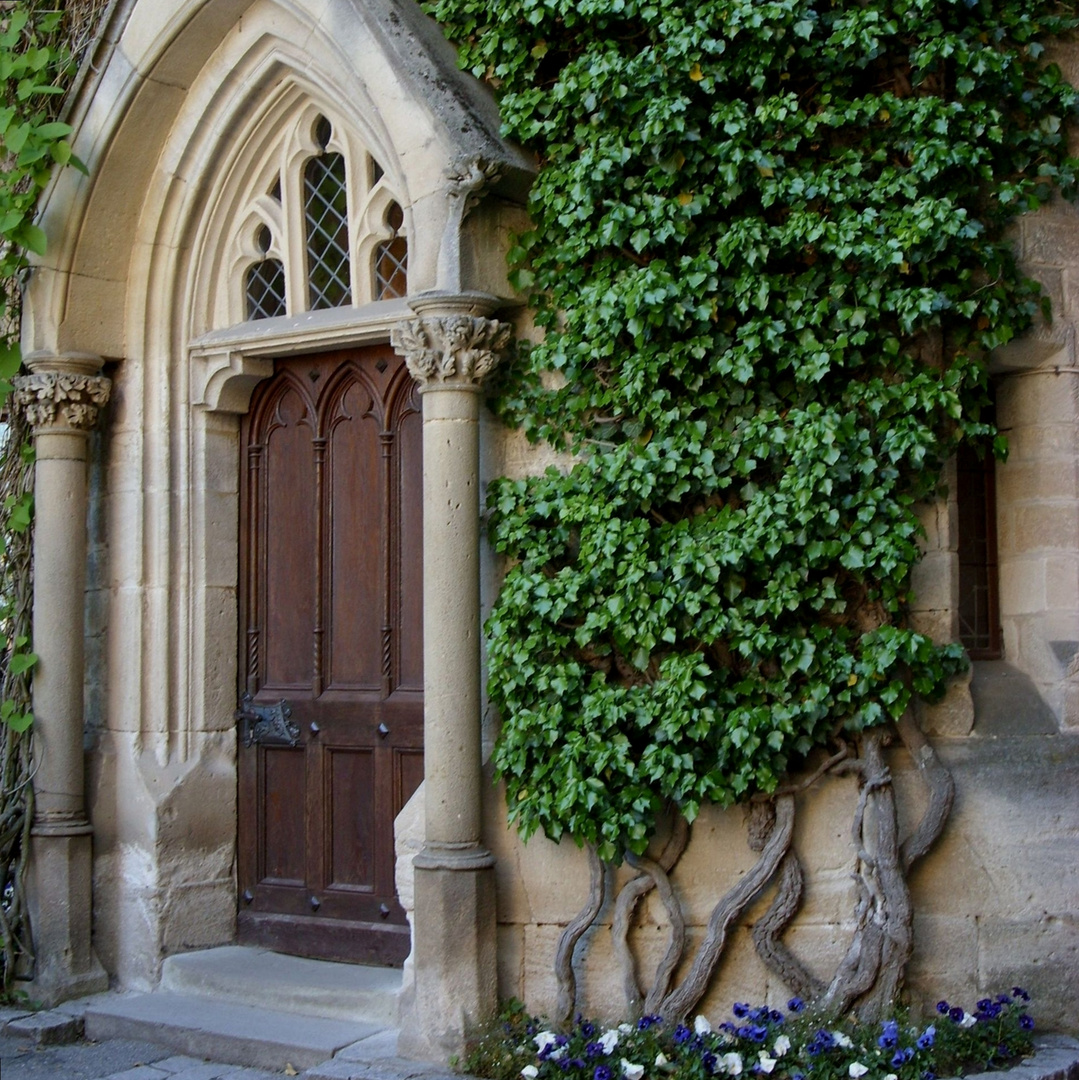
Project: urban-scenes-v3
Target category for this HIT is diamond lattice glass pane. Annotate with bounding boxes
[375,237,408,300]
[304,152,352,310]
[246,259,287,320]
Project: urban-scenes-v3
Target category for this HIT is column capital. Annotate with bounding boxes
[12,370,112,432]
[391,293,512,391]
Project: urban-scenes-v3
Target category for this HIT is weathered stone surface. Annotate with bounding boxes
[917,666,974,736]
[0,1006,34,1033]
[160,947,400,1025]
[6,1009,84,1044]
[85,993,375,1072]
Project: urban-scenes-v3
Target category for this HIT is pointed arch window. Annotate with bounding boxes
[236,109,408,324]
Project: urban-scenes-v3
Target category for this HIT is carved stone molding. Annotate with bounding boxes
[391,315,512,390]
[12,373,112,431]
[446,157,502,221]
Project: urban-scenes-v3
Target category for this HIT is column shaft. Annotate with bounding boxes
[12,361,110,1004]
[422,388,483,850]
[392,299,511,1059]
[32,430,92,824]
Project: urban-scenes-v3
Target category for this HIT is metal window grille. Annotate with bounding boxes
[246,259,287,320]
[304,151,352,310]
[957,441,1001,659]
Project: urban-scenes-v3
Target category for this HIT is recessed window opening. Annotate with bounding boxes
[957,433,1001,660]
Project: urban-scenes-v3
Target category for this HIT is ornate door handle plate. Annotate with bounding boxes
[236,692,300,748]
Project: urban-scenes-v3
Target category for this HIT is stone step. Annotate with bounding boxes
[84,991,391,1072]
[161,946,402,1025]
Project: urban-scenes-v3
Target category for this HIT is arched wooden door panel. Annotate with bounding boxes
[237,344,423,965]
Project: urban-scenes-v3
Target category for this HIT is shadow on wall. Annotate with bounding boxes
[970,661,1058,736]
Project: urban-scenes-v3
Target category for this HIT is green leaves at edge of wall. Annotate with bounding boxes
[0,4,86,732]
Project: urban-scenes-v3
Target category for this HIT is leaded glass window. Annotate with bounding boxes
[375,202,407,300]
[246,260,287,320]
[234,108,408,324]
[304,119,352,310]
[246,226,287,320]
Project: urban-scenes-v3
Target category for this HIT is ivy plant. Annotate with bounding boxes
[425,0,1079,864]
[0,3,85,726]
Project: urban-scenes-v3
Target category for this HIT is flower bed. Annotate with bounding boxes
[464,992,1062,1080]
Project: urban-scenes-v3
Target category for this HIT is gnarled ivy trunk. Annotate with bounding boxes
[551,719,954,1023]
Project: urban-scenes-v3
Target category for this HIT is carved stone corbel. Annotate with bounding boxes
[437,156,503,293]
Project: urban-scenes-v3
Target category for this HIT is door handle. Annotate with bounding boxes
[236,692,300,748]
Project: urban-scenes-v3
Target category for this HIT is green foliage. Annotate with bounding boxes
[0,3,82,735]
[0,5,83,325]
[427,0,1078,861]
[464,992,1037,1080]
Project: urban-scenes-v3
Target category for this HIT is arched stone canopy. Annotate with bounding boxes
[21,0,533,1051]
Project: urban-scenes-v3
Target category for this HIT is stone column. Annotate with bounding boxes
[391,294,511,1059]
[12,353,110,1005]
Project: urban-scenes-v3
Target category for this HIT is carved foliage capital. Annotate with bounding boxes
[391,315,512,389]
[12,372,112,431]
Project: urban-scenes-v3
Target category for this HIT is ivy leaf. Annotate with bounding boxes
[8,652,38,676]
[19,223,47,256]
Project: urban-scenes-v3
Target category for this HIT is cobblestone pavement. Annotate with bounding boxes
[0,1033,288,1080]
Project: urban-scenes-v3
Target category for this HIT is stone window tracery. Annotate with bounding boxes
[238,110,408,323]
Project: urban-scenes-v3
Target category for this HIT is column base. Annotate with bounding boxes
[24,829,108,1007]
[397,858,498,1061]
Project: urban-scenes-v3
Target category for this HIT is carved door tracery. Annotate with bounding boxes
[237,343,423,965]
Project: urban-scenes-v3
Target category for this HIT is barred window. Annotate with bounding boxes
[957,440,1001,659]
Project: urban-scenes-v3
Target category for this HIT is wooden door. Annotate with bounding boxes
[237,344,424,965]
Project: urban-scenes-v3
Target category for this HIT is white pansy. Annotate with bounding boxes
[521,1067,539,1079]
[619,1024,634,1035]
[694,1015,713,1036]
[655,1053,669,1067]
[884,1074,898,1080]
[550,1047,567,1062]
[960,1013,977,1029]
[534,1032,558,1054]
[757,1052,777,1074]
[721,1052,744,1076]
[833,1032,854,1049]
[849,1064,869,1078]
[773,1035,791,1058]
[622,1059,645,1080]
[599,1030,621,1055]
